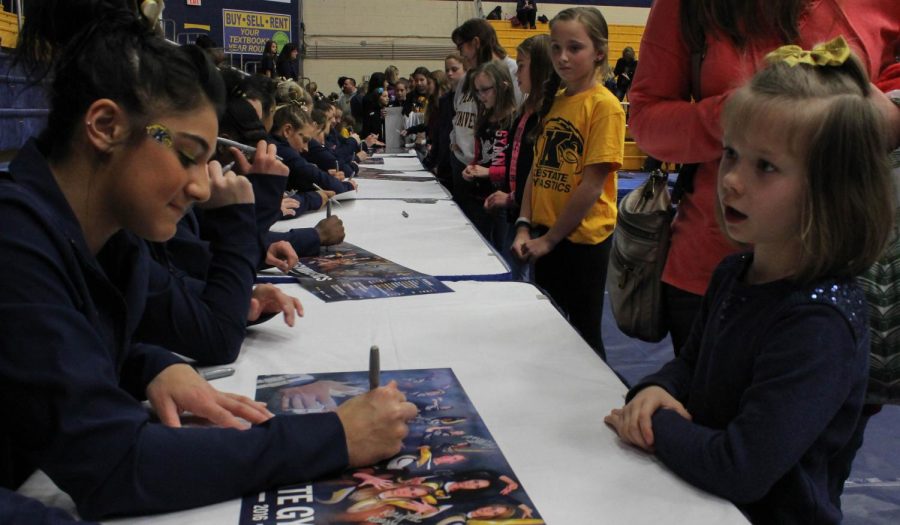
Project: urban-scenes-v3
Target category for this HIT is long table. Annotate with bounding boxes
[271,199,510,280]
[222,281,746,525]
[17,154,747,524]
[345,177,451,200]
[18,281,746,524]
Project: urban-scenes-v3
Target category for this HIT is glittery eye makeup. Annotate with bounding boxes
[146,124,174,148]
[146,123,206,166]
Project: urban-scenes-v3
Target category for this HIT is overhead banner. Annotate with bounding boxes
[222,9,292,55]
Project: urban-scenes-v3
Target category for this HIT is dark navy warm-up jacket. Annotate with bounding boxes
[0,139,348,520]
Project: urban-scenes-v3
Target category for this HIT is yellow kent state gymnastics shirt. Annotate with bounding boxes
[530,83,625,245]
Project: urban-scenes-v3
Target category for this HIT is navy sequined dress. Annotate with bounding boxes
[629,253,869,524]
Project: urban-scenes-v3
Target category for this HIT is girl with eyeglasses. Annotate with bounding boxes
[462,62,519,257]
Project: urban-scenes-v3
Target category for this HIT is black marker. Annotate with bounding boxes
[324,200,332,253]
[369,345,380,391]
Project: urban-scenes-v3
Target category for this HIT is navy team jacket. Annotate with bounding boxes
[0,139,347,519]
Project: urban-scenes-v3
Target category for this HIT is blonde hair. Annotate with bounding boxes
[384,65,400,84]
[276,80,312,110]
[272,103,312,133]
[550,7,610,77]
[535,8,610,135]
[721,53,893,282]
[445,52,464,65]
[431,69,450,97]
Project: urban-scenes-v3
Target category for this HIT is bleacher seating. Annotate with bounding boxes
[1,7,50,162]
[0,7,18,50]
[487,19,649,170]
[487,19,643,61]
[488,19,546,60]
[0,50,49,159]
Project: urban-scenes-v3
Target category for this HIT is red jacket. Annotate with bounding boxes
[629,0,899,295]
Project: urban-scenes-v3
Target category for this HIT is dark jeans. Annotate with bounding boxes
[450,155,508,253]
[504,223,532,281]
[535,236,612,360]
[517,9,537,28]
[450,155,471,214]
[482,210,510,261]
[662,282,703,356]
[435,158,453,193]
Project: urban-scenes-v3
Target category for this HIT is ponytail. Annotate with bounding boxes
[528,71,561,144]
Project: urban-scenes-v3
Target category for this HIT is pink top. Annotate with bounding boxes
[508,109,534,196]
[629,0,899,295]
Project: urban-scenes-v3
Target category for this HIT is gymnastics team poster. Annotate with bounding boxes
[239,368,543,524]
[288,242,452,302]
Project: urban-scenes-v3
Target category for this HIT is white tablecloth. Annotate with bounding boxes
[19,282,745,524]
[16,169,746,524]
[271,199,510,279]
[367,156,428,173]
[349,177,451,200]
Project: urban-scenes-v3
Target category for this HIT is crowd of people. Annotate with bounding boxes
[1,0,898,524]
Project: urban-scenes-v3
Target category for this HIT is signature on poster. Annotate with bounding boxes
[241,369,544,524]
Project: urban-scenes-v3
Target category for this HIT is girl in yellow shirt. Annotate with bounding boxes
[512,7,625,360]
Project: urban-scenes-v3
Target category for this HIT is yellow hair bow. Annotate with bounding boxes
[765,35,851,67]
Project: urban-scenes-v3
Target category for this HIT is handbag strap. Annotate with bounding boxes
[639,170,676,220]
[672,47,706,205]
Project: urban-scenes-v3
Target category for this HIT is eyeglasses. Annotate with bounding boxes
[474,85,495,96]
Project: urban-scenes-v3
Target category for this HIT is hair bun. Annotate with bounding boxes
[140,0,164,23]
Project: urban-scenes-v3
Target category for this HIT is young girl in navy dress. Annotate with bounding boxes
[605,37,895,524]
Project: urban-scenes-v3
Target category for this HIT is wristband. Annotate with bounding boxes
[515,217,531,229]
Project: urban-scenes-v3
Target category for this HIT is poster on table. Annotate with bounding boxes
[240,368,544,524]
[288,242,452,302]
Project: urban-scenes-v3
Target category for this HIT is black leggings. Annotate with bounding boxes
[517,9,537,28]
[535,236,612,360]
[450,156,508,252]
